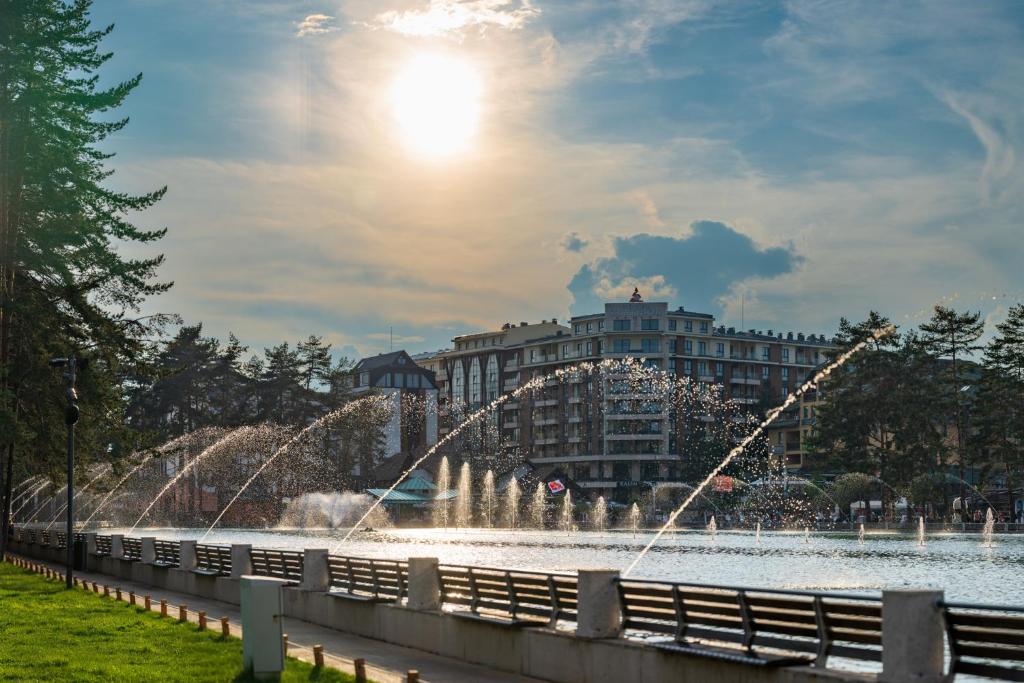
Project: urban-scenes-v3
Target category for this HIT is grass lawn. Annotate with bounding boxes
[0,561,357,682]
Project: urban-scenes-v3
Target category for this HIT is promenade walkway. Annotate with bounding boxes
[22,556,545,683]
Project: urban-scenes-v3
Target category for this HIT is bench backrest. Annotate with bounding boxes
[251,548,303,582]
[438,564,578,624]
[194,544,232,575]
[154,540,180,566]
[616,579,882,665]
[95,535,112,556]
[943,601,1024,680]
[327,556,407,600]
[121,537,142,560]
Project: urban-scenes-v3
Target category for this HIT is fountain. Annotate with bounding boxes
[858,523,865,545]
[983,508,995,547]
[12,480,51,518]
[755,521,761,544]
[25,486,65,525]
[130,426,258,534]
[917,516,926,547]
[592,496,607,533]
[529,482,546,529]
[43,465,111,532]
[481,469,495,528]
[505,477,521,529]
[433,456,451,529]
[560,491,573,534]
[623,325,894,577]
[629,503,640,538]
[454,462,472,529]
[707,515,717,540]
[803,526,810,544]
[200,396,392,541]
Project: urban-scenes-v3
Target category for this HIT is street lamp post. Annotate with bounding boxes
[50,356,83,589]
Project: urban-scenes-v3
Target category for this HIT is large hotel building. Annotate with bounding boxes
[412,292,834,498]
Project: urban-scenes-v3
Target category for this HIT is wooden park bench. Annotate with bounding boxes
[193,544,231,577]
[327,556,407,603]
[943,600,1024,681]
[250,548,303,584]
[438,564,578,629]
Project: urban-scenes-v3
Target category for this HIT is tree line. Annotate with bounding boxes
[808,305,1024,519]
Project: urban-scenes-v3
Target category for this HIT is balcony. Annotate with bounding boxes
[533,398,559,407]
[502,402,519,410]
[504,360,519,371]
[698,374,715,383]
[733,397,759,405]
[534,417,559,426]
[730,376,761,385]
[605,433,663,441]
[502,378,519,391]
[567,416,583,423]
[533,437,559,446]
[502,421,518,429]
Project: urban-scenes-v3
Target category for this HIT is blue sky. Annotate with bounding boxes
[93,1,1024,359]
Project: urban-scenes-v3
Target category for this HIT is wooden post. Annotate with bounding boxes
[220,617,230,637]
[160,599,167,617]
[116,588,122,601]
[354,658,367,683]
[93,583,99,594]
[144,595,151,611]
[407,670,419,683]
[198,611,207,630]
[129,591,136,606]
[282,633,288,655]
[103,585,110,598]
[179,605,187,622]
[313,645,324,668]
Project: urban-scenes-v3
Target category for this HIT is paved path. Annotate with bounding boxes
[15,556,545,683]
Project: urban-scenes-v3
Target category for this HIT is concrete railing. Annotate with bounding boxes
[7,526,1024,683]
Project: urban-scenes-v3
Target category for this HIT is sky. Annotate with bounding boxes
[93,0,1024,361]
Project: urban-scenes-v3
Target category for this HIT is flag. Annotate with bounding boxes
[712,476,733,493]
[547,479,566,494]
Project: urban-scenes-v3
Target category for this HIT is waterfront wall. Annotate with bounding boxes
[10,535,931,683]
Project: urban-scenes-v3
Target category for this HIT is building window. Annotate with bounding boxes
[562,344,569,358]
[684,340,693,354]
[530,350,536,362]
[587,322,593,333]
[761,346,770,360]
[613,319,631,331]
[668,339,677,353]
[641,318,659,331]
[486,355,499,401]
[574,324,581,335]
[762,366,770,379]
[586,341,593,355]
[684,320,693,332]
[469,358,482,405]
[716,362,724,377]
[451,362,465,403]
[683,360,692,374]
[359,372,369,386]
[394,373,404,388]
[668,358,676,371]
[700,322,709,333]
[781,367,789,381]
[641,338,659,353]
[668,320,677,331]
[598,320,605,331]
[613,339,630,352]
[698,361,708,376]
[716,343,725,357]
[782,348,790,362]
[698,341,707,355]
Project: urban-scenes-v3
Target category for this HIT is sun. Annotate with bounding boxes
[390,54,482,159]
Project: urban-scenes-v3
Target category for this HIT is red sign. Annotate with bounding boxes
[712,476,733,493]
[547,479,566,494]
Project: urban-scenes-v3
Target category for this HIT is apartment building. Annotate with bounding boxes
[414,292,834,499]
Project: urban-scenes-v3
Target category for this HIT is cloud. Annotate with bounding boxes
[567,221,802,316]
[296,14,339,37]
[375,0,539,38]
[942,91,1017,203]
[560,232,588,253]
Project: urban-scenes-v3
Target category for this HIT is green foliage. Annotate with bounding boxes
[0,563,356,682]
[829,473,877,512]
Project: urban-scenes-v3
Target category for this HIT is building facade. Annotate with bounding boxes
[415,293,835,499]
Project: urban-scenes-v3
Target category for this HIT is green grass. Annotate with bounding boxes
[0,562,356,682]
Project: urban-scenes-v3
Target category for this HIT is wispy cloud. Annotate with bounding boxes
[296,13,339,37]
[560,232,588,253]
[375,0,539,38]
[942,91,1017,204]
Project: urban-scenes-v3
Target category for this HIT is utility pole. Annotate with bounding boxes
[50,356,83,588]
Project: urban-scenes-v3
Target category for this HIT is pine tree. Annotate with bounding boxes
[297,335,332,391]
[918,306,984,515]
[0,1,169,553]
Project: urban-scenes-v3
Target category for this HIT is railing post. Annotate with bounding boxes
[301,549,330,592]
[111,534,124,560]
[407,557,440,610]
[85,532,98,556]
[140,537,157,564]
[179,540,197,571]
[576,569,621,639]
[881,589,944,683]
[230,544,253,579]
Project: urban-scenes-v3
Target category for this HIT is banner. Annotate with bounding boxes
[547,479,566,494]
[712,475,733,493]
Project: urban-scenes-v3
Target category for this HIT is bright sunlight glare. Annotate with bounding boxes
[390,54,482,159]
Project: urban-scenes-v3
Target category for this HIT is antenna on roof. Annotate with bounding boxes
[390,326,393,352]
[741,292,744,331]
